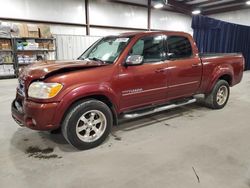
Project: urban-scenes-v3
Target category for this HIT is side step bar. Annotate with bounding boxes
[122,98,196,119]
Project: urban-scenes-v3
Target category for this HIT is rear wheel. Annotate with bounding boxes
[62,99,113,150]
[204,80,230,109]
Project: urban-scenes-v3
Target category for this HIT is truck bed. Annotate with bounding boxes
[197,52,244,94]
[199,53,242,58]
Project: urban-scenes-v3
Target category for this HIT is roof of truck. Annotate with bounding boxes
[117,31,190,38]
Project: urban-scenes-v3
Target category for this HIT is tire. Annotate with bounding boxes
[204,80,230,109]
[62,99,113,150]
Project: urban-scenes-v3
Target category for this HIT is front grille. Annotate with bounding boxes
[17,79,25,96]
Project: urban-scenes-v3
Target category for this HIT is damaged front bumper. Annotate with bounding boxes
[11,98,60,131]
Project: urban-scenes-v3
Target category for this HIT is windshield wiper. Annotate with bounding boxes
[88,57,107,64]
[77,57,85,60]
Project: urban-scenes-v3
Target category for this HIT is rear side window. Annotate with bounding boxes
[130,35,164,63]
[167,36,192,59]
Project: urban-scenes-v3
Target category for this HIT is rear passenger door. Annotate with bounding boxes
[165,35,202,99]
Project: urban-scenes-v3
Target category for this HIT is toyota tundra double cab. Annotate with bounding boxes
[12,31,245,150]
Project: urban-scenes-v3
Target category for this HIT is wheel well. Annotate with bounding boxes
[219,74,232,86]
[63,95,118,126]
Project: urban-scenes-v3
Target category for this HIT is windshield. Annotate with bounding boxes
[78,36,131,64]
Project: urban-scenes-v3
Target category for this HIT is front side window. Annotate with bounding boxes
[166,36,192,59]
[129,35,164,63]
[79,37,131,63]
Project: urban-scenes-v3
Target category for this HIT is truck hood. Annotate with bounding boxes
[19,60,108,81]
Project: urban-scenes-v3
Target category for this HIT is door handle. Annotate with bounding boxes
[192,63,200,67]
[155,68,165,73]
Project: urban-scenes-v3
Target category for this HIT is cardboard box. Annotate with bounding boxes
[27,24,39,38]
[10,23,19,37]
[0,39,11,50]
[39,25,52,38]
[38,42,44,49]
[0,42,11,50]
[43,41,50,49]
[49,43,55,50]
[17,23,28,38]
[0,24,11,38]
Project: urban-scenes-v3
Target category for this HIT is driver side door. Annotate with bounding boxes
[118,35,168,112]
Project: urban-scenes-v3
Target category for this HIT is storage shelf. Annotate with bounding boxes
[0,49,13,52]
[0,63,14,65]
[15,37,55,40]
[16,49,55,52]
[0,37,11,39]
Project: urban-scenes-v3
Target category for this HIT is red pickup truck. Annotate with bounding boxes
[12,31,244,150]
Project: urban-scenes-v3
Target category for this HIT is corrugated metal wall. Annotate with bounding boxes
[54,35,101,60]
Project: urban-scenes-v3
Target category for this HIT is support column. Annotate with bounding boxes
[85,0,90,35]
[147,0,151,31]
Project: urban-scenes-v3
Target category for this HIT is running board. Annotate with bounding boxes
[122,98,196,119]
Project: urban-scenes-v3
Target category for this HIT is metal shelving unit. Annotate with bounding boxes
[13,37,57,75]
[0,36,57,78]
[0,37,16,79]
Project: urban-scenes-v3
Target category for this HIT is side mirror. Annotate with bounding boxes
[167,53,175,59]
[125,55,143,66]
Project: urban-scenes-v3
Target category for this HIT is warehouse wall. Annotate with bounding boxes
[151,9,193,34]
[0,0,86,24]
[55,35,100,60]
[57,0,192,59]
[210,9,250,26]
[50,25,86,35]
[0,0,193,59]
[89,0,192,35]
[0,0,192,35]
[89,1,147,29]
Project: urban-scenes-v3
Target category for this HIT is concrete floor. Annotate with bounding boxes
[0,72,250,188]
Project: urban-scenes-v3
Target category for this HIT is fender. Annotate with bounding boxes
[205,64,234,94]
[52,83,119,126]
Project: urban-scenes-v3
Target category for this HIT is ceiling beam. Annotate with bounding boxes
[109,0,192,15]
[167,0,192,15]
[202,1,245,11]
[191,0,223,8]
[108,0,147,8]
[183,0,196,2]
[204,4,250,15]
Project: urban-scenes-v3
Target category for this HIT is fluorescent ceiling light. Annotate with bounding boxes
[154,3,164,9]
[246,1,250,5]
[192,9,201,15]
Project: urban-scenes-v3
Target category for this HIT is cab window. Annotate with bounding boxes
[130,35,164,63]
[166,36,192,59]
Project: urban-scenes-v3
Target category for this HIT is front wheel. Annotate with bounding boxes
[204,80,230,109]
[62,99,113,150]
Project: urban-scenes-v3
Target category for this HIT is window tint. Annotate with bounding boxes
[167,36,192,59]
[130,35,164,63]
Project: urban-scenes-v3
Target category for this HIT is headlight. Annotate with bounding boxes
[28,82,63,99]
